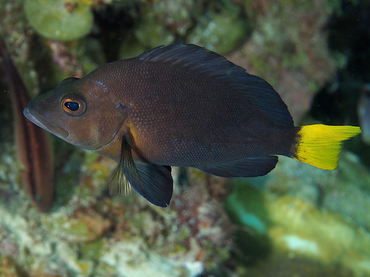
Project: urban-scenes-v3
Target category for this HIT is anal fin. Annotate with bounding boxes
[135,162,173,207]
[196,156,278,177]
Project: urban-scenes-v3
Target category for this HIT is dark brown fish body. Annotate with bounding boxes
[0,39,54,212]
[86,56,297,166]
[24,43,361,207]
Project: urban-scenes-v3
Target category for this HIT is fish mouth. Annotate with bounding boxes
[23,107,69,139]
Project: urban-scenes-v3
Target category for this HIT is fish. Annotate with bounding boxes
[0,39,54,212]
[23,42,361,207]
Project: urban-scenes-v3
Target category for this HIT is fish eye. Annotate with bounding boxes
[61,97,86,116]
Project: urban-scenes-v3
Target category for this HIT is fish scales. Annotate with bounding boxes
[23,43,361,207]
[86,55,296,166]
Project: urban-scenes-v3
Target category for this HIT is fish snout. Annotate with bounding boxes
[23,106,69,139]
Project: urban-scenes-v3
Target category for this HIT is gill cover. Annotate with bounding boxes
[84,79,131,147]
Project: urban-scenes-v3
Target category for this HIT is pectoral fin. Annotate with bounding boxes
[108,137,140,196]
[108,136,173,207]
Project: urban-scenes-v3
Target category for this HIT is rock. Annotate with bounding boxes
[42,207,113,242]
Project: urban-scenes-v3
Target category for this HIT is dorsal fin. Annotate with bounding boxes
[137,42,293,127]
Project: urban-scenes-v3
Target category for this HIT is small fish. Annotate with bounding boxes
[23,43,361,207]
[0,39,54,212]
[358,84,370,145]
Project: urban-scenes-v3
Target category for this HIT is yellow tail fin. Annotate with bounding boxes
[293,124,361,170]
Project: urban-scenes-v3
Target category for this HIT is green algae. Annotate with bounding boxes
[24,0,93,41]
[186,9,249,54]
[133,0,198,48]
[79,239,105,261]
[134,16,175,49]
[119,34,147,60]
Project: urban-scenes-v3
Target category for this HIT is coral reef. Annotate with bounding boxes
[0,0,368,276]
[228,0,338,121]
[226,152,370,276]
[0,144,232,276]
